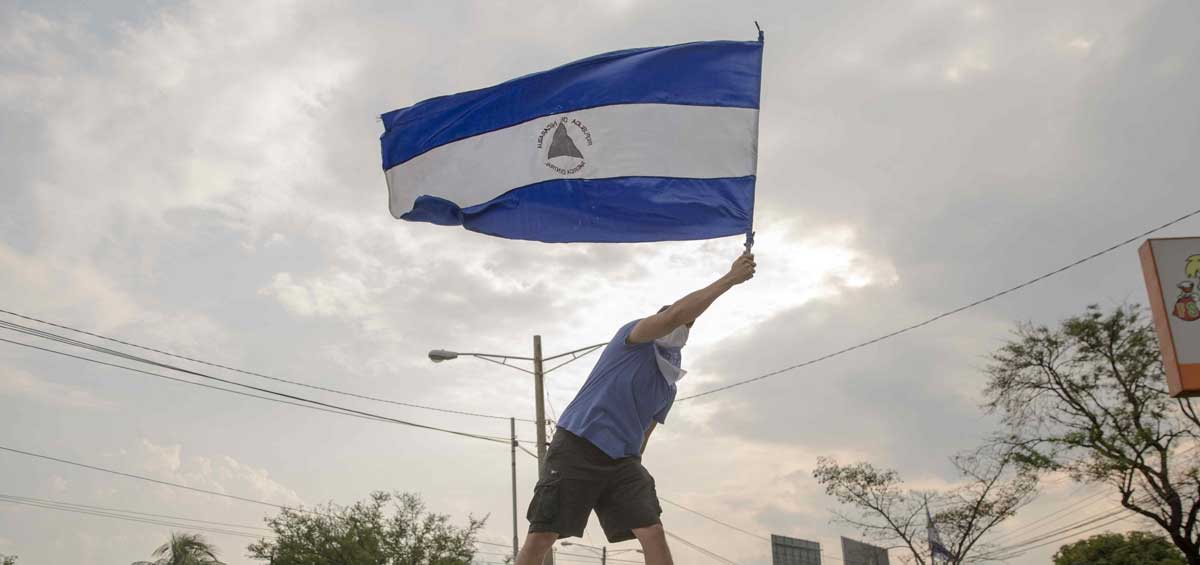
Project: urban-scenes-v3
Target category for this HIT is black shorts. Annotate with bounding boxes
[526,428,662,543]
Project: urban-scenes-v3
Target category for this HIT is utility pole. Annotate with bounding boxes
[533,335,548,466]
[428,335,605,565]
[532,335,553,565]
[511,417,519,564]
[602,546,607,565]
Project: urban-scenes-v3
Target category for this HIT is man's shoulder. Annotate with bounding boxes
[617,318,646,347]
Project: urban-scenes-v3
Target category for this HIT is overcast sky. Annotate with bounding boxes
[2,1,1199,564]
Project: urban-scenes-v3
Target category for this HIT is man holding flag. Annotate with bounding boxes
[380,33,765,565]
[517,251,755,564]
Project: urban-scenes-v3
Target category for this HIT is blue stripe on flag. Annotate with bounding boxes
[381,40,763,170]
[401,176,755,243]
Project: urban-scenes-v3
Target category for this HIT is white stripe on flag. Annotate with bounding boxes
[386,103,758,214]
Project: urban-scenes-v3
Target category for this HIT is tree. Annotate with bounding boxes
[132,532,225,565]
[1,554,16,565]
[1053,531,1185,565]
[984,305,1200,563]
[248,491,485,565]
[814,448,1037,565]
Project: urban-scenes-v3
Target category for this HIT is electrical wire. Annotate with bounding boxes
[0,493,273,532]
[0,336,461,429]
[0,496,269,540]
[0,308,534,423]
[0,443,298,511]
[665,530,738,564]
[979,511,1135,561]
[986,442,1200,549]
[659,497,768,542]
[657,497,846,562]
[0,320,521,445]
[985,485,1110,545]
[679,206,1200,401]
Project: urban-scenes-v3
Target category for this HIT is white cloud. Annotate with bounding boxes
[49,476,69,493]
[258,271,378,318]
[944,47,992,83]
[138,439,182,475]
[134,438,303,508]
[0,243,139,333]
[0,368,115,410]
[1067,36,1094,53]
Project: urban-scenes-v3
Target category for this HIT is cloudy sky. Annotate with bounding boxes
[2,1,1198,564]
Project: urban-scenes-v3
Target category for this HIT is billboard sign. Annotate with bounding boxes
[771,534,821,565]
[1139,238,1200,397]
[840,537,890,565]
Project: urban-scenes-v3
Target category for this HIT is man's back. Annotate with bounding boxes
[557,319,677,459]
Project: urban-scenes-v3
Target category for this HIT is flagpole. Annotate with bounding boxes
[926,504,936,565]
[746,21,764,255]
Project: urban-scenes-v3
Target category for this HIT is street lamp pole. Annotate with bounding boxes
[428,337,605,565]
[532,335,548,469]
[535,338,549,467]
[511,417,519,563]
[532,335,553,565]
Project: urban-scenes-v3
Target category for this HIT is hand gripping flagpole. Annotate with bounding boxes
[746,21,764,255]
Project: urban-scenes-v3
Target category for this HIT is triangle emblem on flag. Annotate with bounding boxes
[547,122,584,160]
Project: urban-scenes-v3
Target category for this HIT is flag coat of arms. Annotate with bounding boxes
[380,40,763,243]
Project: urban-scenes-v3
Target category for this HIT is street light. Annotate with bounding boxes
[427,349,459,362]
[428,337,605,565]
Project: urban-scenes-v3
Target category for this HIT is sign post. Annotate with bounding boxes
[1139,237,1200,397]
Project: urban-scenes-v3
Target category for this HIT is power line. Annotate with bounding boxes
[0,493,270,539]
[658,497,847,562]
[475,539,517,548]
[0,333,515,445]
[977,491,1167,561]
[0,336,457,429]
[0,493,273,532]
[659,497,768,542]
[679,206,1200,401]
[987,443,1199,549]
[665,530,738,564]
[0,495,268,539]
[557,551,643,564]
[0,308,534,423]
[992,505,1131,552]
[0,320,520,445]
[979,509,1135,561]
[986,485,1110,545]
[1,493,548,559]
[0,443,297,511]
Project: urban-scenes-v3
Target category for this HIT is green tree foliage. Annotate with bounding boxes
[247,491,485,565]
[984,305,1200,563]
[1053,531,1185,565]
[132,532,225,565]
[814,448,1037,565]
[1,554,17,565]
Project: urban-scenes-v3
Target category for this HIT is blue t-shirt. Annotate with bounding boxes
[557,319,679,459]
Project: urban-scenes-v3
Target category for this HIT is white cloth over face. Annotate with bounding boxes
[653,325,689,385]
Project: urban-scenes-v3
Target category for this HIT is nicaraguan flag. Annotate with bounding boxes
[927,508,955,561]
[380,40,763,243]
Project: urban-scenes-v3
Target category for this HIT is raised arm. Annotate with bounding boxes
[627,253,756,344]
